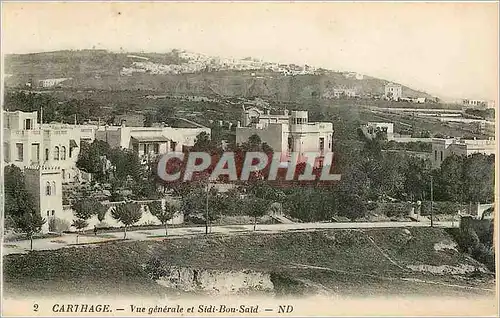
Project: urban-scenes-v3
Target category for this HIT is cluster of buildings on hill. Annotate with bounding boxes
[3,110,209,233]
[363,121,496,168]
[4,106,336,233]
[120,51,321,77]
[4,100,496,233]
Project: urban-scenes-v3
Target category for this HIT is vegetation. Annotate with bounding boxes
[111,203,143,239]
[4,165,46,249]
[148,201,178,235]
[70,197,105,242]
[4,228,493,297]
[15,212,46,250]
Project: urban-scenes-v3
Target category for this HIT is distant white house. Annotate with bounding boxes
[462,99,496,109]
[384,83,402,101]
[431,137,496,168]
[38,78,71,88]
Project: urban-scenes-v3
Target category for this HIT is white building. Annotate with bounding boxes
[431,137,496,168]
[462,99,496,109]
[38,78,71,88]
[237,107,334,166]
[95,123,210,162]
[324,87,358,99]
[24,165,64,233]
[384,83,403,101]
[3,111,95,183]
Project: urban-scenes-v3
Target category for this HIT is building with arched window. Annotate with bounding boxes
[54,146,60,160]
[237,108,334,167]
[24,166,63,234]
[431,137,496,168]
[45,181,52,195]
[4,110,95,184]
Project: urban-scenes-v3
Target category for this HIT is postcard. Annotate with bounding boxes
[1,2,498,317]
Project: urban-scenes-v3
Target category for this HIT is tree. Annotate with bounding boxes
[111,202,143,239]
[148,200,178,235]
[247,197,270,231]
[403,157,431,201]
[4,165,37,220]
[71,198,104,242]
[76,140,111,182]
[71,219,88,244]
[16,212,46,250]
[462,154,494,203]
[192,132,213,152]
[438,155,465,202]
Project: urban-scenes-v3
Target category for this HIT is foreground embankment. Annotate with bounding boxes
[3,227,495,298]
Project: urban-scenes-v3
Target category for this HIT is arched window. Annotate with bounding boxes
[46,181,51,195]
[45,148,49,161]
[52,181,56,195]
[54,146,60,160]
[61,146,66,160]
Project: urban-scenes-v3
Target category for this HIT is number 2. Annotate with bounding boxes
[33,304,39,312]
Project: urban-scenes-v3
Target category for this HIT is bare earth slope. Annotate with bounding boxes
[3,228,494,298]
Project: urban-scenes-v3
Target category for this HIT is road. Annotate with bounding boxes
[2,220,456,256]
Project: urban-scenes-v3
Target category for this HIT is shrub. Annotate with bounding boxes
[421,201,463,215]
[48,217,71,233]
[377,202,411,217]
[365,202,378,211]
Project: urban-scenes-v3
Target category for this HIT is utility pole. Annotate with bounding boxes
[40,106,45,164]
[430,176,434,227]
[205,181,209,235]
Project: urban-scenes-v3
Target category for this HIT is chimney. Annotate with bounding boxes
[237,121,241,128]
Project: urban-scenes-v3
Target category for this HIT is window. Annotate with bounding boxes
[16,143,24,161]
[288,137,294,152]
[61,146,66,160]
[440,151,443,162]
[4,143,10,162]
[434,150,437,161]
[47,211,50,216]
[45,148,49,161]
[54,146,60,160]
[24,119,32,130]
[51,210,55,216]
[62,169,66,180]
[170,141,177,151]
[46,182,51,195]
[153,143,160,154]
[319,137,325,152]
[31,143,40,162]
[52,182,56,195]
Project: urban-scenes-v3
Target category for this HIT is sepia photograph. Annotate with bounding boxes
[0,2,498,316]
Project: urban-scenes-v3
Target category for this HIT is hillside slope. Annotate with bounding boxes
[3,228,493,298]
[5,50,433,101]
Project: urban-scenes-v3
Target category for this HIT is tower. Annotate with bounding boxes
[24,165,63,233]
[288,111,309,155]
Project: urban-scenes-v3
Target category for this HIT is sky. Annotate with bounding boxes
[2,2,498,101]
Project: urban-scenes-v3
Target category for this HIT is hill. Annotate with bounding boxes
[4,49,434,101]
